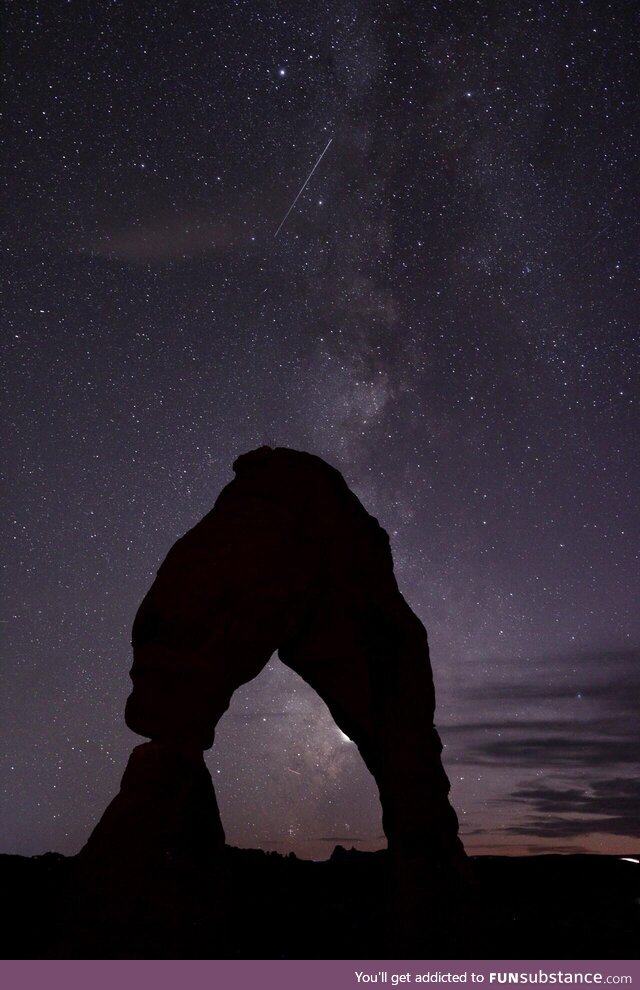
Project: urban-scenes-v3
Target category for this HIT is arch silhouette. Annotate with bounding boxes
[83,446,465,872]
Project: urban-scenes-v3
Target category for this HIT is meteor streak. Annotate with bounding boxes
[274,137,333,238]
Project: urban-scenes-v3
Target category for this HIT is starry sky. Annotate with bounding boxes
[2,1,638,862]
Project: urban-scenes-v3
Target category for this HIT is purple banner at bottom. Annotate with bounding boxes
[2,959,639,990]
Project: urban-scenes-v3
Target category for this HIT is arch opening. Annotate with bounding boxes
[209,657,384,860]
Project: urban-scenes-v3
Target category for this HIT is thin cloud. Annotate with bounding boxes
[88,211,238,262]
[465,648,639,706]
[474,734,639,769]
[494,777,640,840]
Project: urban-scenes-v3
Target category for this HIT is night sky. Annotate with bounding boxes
[2,1,638,862]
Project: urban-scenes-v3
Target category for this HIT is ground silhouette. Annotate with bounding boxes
[2,848,638,958]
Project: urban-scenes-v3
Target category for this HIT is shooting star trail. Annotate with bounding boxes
[274,137,333,238]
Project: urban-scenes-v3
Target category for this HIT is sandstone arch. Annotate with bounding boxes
[83,446,465,875]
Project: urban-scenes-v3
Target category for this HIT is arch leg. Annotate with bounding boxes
[279,584,462,860]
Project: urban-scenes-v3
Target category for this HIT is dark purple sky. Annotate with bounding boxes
[2,1,638,860]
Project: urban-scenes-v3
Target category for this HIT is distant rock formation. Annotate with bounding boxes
[79,447,467,937]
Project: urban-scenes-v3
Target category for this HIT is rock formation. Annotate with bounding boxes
[79,446,467,945]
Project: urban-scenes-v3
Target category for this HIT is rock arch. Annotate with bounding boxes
[83,447,465,873]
